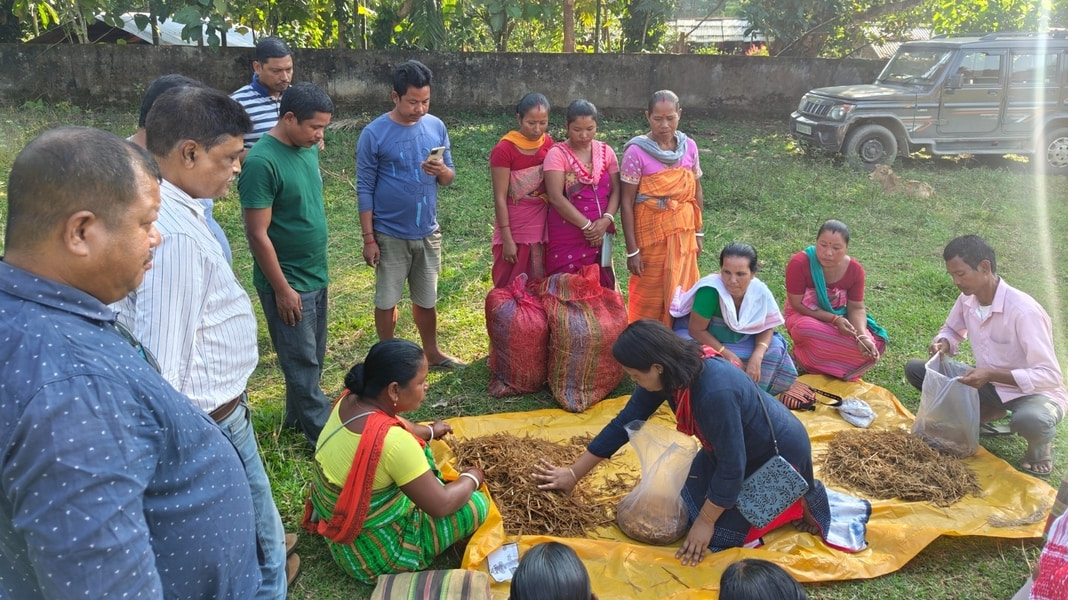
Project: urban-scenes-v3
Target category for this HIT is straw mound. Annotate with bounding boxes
[449,433,635,537]
[820,429,981,507]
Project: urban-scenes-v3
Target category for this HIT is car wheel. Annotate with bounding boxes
[1042,127,1068,174]
[843,124,898,170]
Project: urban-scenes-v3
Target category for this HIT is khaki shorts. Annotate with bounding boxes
[374,229,442,310]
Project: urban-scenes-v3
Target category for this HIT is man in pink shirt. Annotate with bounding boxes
[905,235,1066,477]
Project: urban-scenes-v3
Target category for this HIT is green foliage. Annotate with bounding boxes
[621,0,675,52]
[739,0,1059,58]
[0,0,27,41]
[931,0,1054,35]
[737,0,848,56]
[364,0,448,50]
[469,0,555,51]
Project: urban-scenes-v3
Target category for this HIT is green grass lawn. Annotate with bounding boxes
[1,101,1065,599]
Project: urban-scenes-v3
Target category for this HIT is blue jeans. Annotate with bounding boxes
[258,287,331,444]
[218,399,286,600]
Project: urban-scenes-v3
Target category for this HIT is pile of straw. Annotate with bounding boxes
[449,433,634,537]
[820,429,981,507]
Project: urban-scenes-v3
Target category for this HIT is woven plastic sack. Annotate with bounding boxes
[371,569,491,600]
[539,264,625,412]
[616,420,700,544]
[485,274,549,397]
[912,354,981,457]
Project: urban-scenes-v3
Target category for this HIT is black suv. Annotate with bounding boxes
[790,31,1068,172]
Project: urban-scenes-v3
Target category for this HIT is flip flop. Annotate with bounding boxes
[980,422,1012,437]
[1019,443,1053,479]
[285,533,298,557]
[430,357,466,370]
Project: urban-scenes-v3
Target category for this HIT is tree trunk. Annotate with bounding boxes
[594,0,601,53]
[336,0,347,48]
[563,0,575,53]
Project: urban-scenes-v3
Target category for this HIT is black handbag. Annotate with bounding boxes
[735,393,810,528]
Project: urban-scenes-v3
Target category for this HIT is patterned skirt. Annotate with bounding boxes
[306,449,490,584]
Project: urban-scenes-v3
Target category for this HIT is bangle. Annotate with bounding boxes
[626,249,641,258]
[581,219,593,231]
[602,212,614,220]
[832,315,843,325]
[716,345,725,353]
[426,424,434,441]
[695,232,705,237]
[698,508,717,525]
[756,341,769,349]
[459,472,481,488]
[568,467,579,483]
[364,240,376,246]
[362,232,375,239]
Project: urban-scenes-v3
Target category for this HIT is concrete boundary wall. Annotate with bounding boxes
[0,45,884,118]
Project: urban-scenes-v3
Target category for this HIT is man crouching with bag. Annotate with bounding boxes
[904,235,1066,478]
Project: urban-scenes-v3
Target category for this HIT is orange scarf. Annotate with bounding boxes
[501,130,546,151]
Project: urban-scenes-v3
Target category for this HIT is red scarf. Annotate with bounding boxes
[306,391,419,544]
[673,345,720,451]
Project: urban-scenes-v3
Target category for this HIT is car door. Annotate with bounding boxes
[938,50,1006,135]
[1003,51,1060,135]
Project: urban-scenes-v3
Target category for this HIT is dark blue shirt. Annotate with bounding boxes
[0,260,260,599]
[588,356,813,508]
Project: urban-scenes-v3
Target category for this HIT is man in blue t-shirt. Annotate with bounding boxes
[356,60,463,369]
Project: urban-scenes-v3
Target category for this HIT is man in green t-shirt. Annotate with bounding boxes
[239,82,334,444]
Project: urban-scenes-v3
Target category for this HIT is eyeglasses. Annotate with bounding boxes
[113,320,162,374]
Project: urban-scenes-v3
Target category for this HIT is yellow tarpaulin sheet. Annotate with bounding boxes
[433,375,1053,599]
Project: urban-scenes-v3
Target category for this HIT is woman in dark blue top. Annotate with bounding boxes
[534,319,836,566]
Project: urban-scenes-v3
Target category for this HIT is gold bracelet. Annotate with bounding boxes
[568,467,579,483]
[756,341,770,349]
[698,509,717,525]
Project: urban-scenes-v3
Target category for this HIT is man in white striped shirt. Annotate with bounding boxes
[114,86,294,599]
[231,37,292,160]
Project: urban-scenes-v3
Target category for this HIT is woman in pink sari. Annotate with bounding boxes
[490,93,554,288]
[543,99,620,289]
[784,220,887,381]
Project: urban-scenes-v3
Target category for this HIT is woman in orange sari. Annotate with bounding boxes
[490,93,554,288]
[621,90,703,325]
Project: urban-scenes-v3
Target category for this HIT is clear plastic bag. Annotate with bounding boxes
[616,420,699,545]
[911,354,981,457]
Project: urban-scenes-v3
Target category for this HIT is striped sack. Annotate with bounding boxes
[370,569,491,600]
[540,264,625,412]
[485,273,549,397]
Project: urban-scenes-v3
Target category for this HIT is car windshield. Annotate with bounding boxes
[876,49,954,85]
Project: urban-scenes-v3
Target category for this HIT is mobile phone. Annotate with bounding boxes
[426,146,446,162]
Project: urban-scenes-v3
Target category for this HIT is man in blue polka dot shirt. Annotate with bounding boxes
[0,127,260,598]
